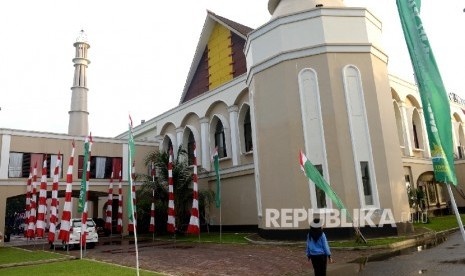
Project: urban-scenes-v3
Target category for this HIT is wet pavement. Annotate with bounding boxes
[358,232,465,275]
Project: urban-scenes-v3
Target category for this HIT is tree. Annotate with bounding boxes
[137,146,214,234]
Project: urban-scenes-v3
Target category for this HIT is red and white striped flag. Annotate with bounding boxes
[167,148,176,233]
[24,169,32,237]
[80,135,92,246]
[117,170,123,233]
[27,163,38,238]
[187,143,200,235]
[149,189,155,233]
[48,153,61,243]
[36,159,48,237]
[128,161,137,232]
[59,141,75,242]
[105,172,114,231]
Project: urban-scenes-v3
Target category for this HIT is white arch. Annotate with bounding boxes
[298,68,331,211]
[342,64,380,209]
[210,114,231,159]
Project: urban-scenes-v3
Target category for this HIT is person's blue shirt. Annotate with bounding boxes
[306,233,331,257]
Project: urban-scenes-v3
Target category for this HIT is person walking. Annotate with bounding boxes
[306,218,333,276]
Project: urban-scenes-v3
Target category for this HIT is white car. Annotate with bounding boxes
[53,218,98,249]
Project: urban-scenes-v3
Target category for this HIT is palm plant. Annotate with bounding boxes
[137,146,213,233]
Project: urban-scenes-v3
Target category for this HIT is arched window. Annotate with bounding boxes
[187,131,195,165]
[215,121,227,158]
[412,109,423,149]
[162,136,173,154]
[244,109,253,152]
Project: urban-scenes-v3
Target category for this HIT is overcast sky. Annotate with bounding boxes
[1,0,464,137]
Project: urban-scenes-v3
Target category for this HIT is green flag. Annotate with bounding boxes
[212,147,221,208]
[397,0,457,185]
[78,136,90,213]
[127,116,136,224]
[299,151,351,219]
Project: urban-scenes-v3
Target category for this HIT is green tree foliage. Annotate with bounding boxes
[136,146,214,234]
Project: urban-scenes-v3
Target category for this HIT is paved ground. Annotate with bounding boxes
[12,235,385,276]
[358,231,465,276]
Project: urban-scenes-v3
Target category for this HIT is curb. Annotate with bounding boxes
[244,227,460,250]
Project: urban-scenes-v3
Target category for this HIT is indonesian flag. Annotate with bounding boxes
[167,148,176,233]
[149,189,155,233]
[187,143,200,235]
[27,164,38,238]
[24,169,32,237]
[80,135,93,246]
[59,141,75,242]
[105,172,114,231]
[117,170,123,233]
[36,159,48,237]
[48,153,61,243]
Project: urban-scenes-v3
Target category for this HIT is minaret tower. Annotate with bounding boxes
[68,30,90,136]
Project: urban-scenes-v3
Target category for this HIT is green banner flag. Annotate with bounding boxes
[127,117,136,223]
[212,147,221,208]
[397,0,457,185]
[78,136,90,213]
[299,151,351,219]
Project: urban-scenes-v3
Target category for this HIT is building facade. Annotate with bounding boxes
[2,1,465,244]
[118,0,465,239]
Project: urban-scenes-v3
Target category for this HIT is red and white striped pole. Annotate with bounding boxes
[187,143,200,236]
[167,148,176,233]
[36,159,48,238]
[149,162,155,238]
[105,172,114,232]
[117,170,123,233]
[24,169,32,238]
[27,164,38,239]
[149,189,155,235]
[59,141,75,243]
[48,153,61,243]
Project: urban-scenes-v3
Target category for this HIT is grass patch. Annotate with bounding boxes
[0,259,162,275]
[0,247,63,265]
[414,214,465,232]
[147,232,250,244]
[329,236,406,248]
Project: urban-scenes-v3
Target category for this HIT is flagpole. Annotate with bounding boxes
[446,184,465,242]
[220,201,222,244]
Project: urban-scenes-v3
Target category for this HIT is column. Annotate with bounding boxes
[399,102,413,156]
[228,105,240,166]
[0,134,11,179]
[200,117,210,171]
[418,109,431,158]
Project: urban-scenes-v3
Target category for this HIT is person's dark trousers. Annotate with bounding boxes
[310,254,327,276]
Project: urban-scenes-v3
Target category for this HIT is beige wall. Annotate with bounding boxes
[202,170,257,226]
[0,132,156,246]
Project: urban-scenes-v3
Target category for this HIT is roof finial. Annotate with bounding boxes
[76,29,88,43]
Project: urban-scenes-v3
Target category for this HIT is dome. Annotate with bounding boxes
[76,30,88,43]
